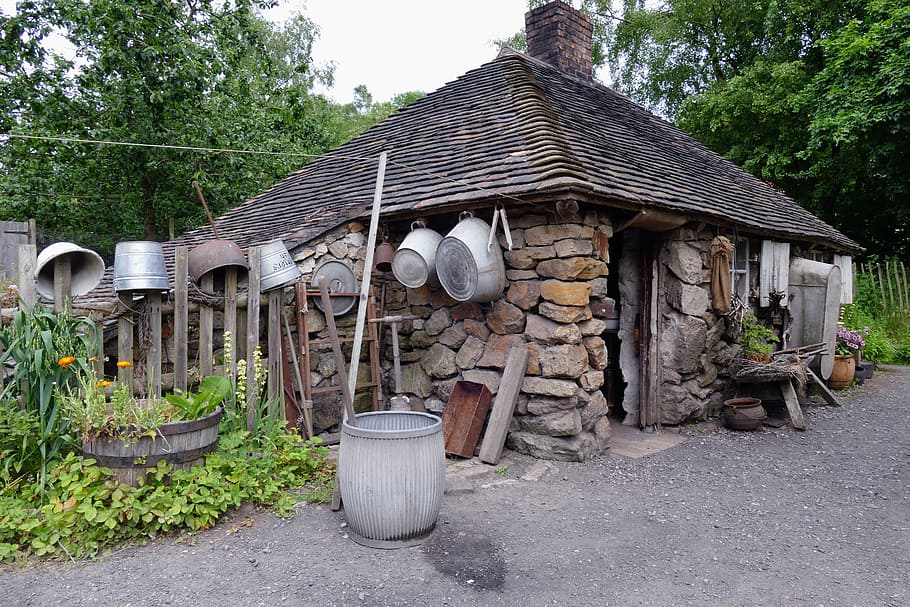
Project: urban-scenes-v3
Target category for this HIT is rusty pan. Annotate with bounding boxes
[188,239,249,285]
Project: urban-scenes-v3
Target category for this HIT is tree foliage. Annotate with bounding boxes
[0,1,339,255]
[596,0,908,258]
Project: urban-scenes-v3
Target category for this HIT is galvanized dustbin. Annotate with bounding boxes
[339,411,445,549]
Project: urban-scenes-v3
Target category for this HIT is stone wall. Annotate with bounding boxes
[381,208,615,462]
[655,225,740,424]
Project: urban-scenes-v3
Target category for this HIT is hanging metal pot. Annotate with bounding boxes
[259,239,301,292]
[391,221,442,288]
[435,211,506,303]
[374,241,395,273]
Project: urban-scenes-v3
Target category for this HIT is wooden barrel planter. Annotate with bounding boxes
[83,407,222,486]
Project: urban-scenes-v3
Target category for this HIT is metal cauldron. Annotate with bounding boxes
[259,239,301,292]
[113,241,170,293]
[188,239,249,285]
[392,221,442,288]
[435,212,506,303]
[374,241,395,273]
[35,242,105,299]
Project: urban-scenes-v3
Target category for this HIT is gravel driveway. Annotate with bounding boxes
[3,366,908,607]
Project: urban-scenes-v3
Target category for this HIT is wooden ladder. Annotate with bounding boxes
[294,282,382,417]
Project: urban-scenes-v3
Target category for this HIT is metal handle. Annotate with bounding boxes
[411,220,425,231]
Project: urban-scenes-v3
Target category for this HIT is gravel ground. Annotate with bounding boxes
[2,365,908,607]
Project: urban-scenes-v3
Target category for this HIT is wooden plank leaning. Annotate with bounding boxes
[779,379,807,431]
[479,346,529,465]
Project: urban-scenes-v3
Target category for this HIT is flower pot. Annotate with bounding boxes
[828,354,856,390]
[83,407,222,486]
[723,398,767,431]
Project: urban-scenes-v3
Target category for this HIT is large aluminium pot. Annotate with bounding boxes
[391,221,442,288]
[435,211,506,303]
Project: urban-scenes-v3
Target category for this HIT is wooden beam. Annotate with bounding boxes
[246,246,261,433]
[780,379,807,431]
[17,244,36,310]
[479,347,529,465]
[174,246,189,392]
[805,367,842,407]
[198,273,214,377]
[147,292,162,398]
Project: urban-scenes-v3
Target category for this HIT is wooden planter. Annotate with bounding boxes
[83,407,222,486]
[828,355,856,390]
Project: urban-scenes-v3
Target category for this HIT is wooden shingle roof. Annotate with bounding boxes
[171,48,861,253]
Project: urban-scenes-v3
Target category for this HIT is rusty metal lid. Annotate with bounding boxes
[188,239,249,283]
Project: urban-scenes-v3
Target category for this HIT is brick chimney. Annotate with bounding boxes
[525,1,594,80]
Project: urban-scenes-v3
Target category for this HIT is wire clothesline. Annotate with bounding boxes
[1,132,532,208]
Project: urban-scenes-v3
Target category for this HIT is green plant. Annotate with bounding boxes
[494,466,508,475]
[165,375,231,420]
[739,313,780,361]
[835,326,868,355]
[0,428,332,562]
[0,398,40,483]
[0,305,98,492]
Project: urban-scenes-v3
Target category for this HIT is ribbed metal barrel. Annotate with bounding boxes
[339,411,445,549]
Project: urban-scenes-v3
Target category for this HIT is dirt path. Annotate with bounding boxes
[3,366,908,607]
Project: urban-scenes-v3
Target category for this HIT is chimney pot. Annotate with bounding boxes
[525,1,594,80]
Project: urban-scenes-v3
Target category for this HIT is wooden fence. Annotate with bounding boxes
[7,243,304,434]
[858,260,909,316]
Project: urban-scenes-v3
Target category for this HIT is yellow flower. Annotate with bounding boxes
[58,356,76,367]
[96,380,112,388]
[116,361,132,369]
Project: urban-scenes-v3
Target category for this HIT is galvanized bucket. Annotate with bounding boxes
[436,211,506,303]
[259,239,301,292]
[113,241,170,293]
[391,221,442,288]
[339,411,445,549]
[35,242,105,299]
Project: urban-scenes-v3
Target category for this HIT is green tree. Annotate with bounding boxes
[804,0,910,257]
[0,0,336,255]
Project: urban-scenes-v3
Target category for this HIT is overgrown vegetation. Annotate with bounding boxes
[0,431,331,561]
[840,271,910,364]
[0,307,333,562]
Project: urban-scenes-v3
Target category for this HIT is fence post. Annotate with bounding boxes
[17,244,36,310]
[246,246,261,432]
[174,246,189,392]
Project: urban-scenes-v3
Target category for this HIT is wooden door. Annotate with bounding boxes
[638,233,659,428]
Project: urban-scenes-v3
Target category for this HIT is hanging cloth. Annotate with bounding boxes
[710,235,735,314]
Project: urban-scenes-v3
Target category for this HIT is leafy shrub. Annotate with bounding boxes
[739,313,780,361]
[0,306,98,491]
[0,399,40,483]
[0,429,331,561]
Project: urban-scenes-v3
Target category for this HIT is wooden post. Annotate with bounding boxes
[174,247,189,392]
[52,256,72,314]
[148,291,162,398]
[199,273,213,376]
[224,267,238,384]
[246,246,261,432]
[894,260,905,311]
[267,289,283,417]
[90,311,104,378]
[17,244,36,310]
[117,292,134,393]
[347,151,387,400]
[319,281,356,425]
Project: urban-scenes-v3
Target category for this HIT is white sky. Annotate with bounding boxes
[269,0,531,103]
[0,0,532,105]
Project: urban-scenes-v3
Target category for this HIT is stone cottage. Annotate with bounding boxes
[157,1,862,461]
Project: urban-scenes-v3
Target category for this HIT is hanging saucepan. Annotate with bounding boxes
[391,220,442,288]
[435,211,506,303]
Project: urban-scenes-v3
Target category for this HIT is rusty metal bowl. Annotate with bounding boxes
[188,239,249,284]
